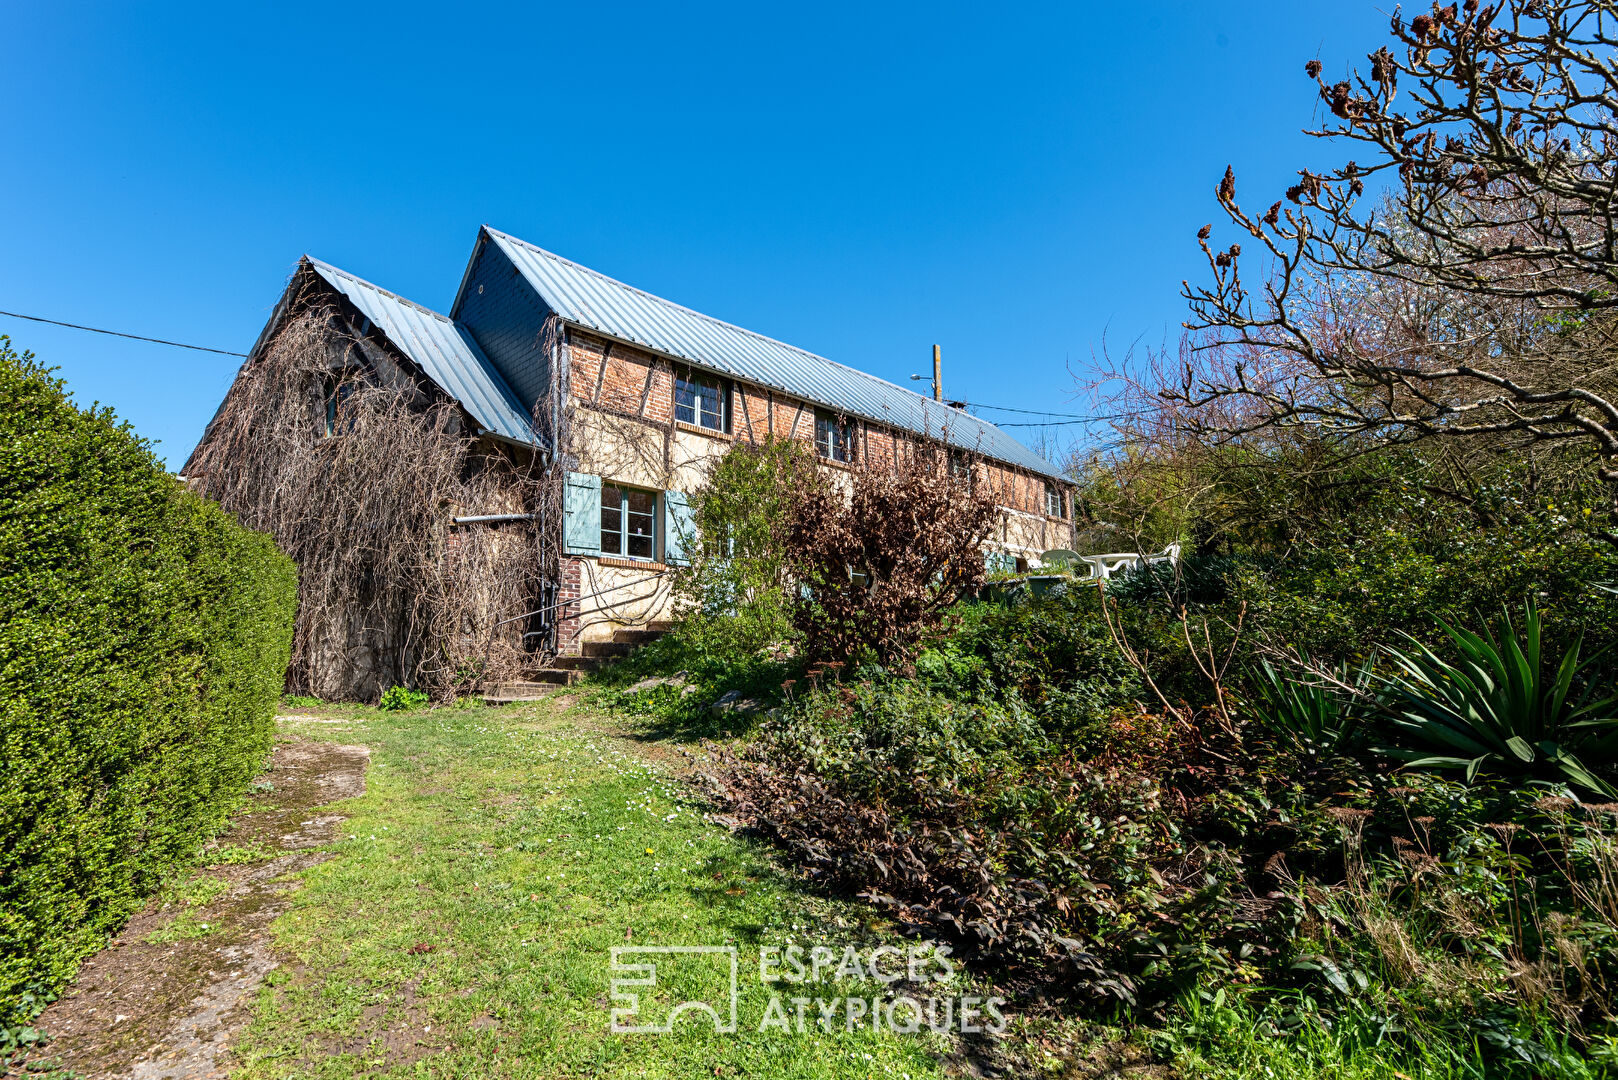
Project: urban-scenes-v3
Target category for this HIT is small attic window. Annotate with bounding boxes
[949,451,975,489]
[814,410,855,463]
[1045,481,1065,518]
[323,378,357,437]
[675,368,728,432]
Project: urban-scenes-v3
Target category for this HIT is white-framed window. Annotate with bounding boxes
[600,484,657,559]
[675,368,729,432]
[815,409,855,463]
[949,451,975,490]
[1045,481,1064,518]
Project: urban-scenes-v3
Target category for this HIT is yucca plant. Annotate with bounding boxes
[1245,660,1366,757]
[1376,602,1618,798]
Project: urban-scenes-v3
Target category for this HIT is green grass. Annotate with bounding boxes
[142,875,233,945]
[235,700,962,1079]
[1152,988,1603,1080]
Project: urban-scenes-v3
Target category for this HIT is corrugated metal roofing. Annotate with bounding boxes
[482,228,1062,478]
[306,257,544,448]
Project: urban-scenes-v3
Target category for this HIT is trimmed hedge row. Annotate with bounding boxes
[0,341,296,1023]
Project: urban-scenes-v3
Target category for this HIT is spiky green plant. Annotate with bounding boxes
[1245,660,1364,757]
[1377,602,1617,797]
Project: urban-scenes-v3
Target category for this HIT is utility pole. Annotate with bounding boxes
[932,344,943,402]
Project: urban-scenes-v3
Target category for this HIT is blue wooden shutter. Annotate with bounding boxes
[663,489,696,565]
[563,472,602,555]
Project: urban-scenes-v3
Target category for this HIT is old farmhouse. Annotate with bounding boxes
[185,228,1076,699]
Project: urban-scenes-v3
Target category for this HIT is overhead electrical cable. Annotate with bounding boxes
[0,306,1125,427]
[0,308,248,357]
[959,402,1107,419]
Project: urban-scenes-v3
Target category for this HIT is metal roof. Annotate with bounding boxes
[481,228,1062,478]
[306,258,544,448]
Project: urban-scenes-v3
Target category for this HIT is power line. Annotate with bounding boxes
[0,309,247,357]
[993,417,1123,427]
[0,306,1123,426]
[962,402,1103,419]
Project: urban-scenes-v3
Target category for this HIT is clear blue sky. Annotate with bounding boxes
[1,1,1392,467]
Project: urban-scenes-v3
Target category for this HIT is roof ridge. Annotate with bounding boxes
[483,227,968,415]
[304,256,454,326]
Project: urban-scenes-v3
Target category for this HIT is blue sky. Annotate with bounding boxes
[1,2,1392,467]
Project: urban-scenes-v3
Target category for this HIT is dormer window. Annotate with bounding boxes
[675,368,729,432]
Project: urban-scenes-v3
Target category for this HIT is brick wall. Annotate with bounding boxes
[563,333,1073,513]
[735,385,771,443]
[568,334,673,425]
[558,332,1077,614]
[557,556,582,651]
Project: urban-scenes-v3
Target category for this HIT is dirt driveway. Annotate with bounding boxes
[24,737,369,1080]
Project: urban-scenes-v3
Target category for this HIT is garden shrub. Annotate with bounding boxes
[706,678,1182,1000]
[0,342,296,1023]
[941,588,1140,728]
[784,453,997,665]
[1226,471,1618,674]
[378,685,430,712]
[671,437,821,671]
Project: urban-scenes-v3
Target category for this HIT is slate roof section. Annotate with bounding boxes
[480,228,1062,478]
[306,257,543,448]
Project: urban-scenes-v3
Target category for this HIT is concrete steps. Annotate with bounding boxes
[548,655,605,672]
[482,676,579,704]
[481,624,672,704]
[582,640,634,659]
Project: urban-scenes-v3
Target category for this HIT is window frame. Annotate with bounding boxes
[949,451,976,490]
[322,376,358,438]
[814,409,856,464]
[674,367,730,433]
[599,482,659,561]
[1044,481,1065,519]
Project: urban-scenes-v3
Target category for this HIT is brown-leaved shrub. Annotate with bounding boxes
[782,454,997,665]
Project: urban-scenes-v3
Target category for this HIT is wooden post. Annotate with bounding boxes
[932,344,943,402]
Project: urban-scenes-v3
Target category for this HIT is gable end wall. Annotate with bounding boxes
[454,239,555,413]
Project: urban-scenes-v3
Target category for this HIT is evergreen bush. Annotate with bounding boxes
[0,340,296,1023]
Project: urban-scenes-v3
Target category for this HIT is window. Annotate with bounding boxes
[600,484,657,559]
[323,378,357,437]
[1045,481,1065,518]
[814,409,855,463]
[949,451,975,489]
[675,369,729,432]
[703,524,732,560]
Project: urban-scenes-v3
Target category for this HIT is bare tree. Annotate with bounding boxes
[1172,0,1618,532]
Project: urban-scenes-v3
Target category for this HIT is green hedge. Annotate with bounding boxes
[0,341,296,1023]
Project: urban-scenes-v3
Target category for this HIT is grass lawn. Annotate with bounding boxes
[235,697,983,1079]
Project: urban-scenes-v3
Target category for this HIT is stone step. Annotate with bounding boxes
[547,655,605,672]
[610,628,667,645]
[481,673,580,703]
[582,640,635,659]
